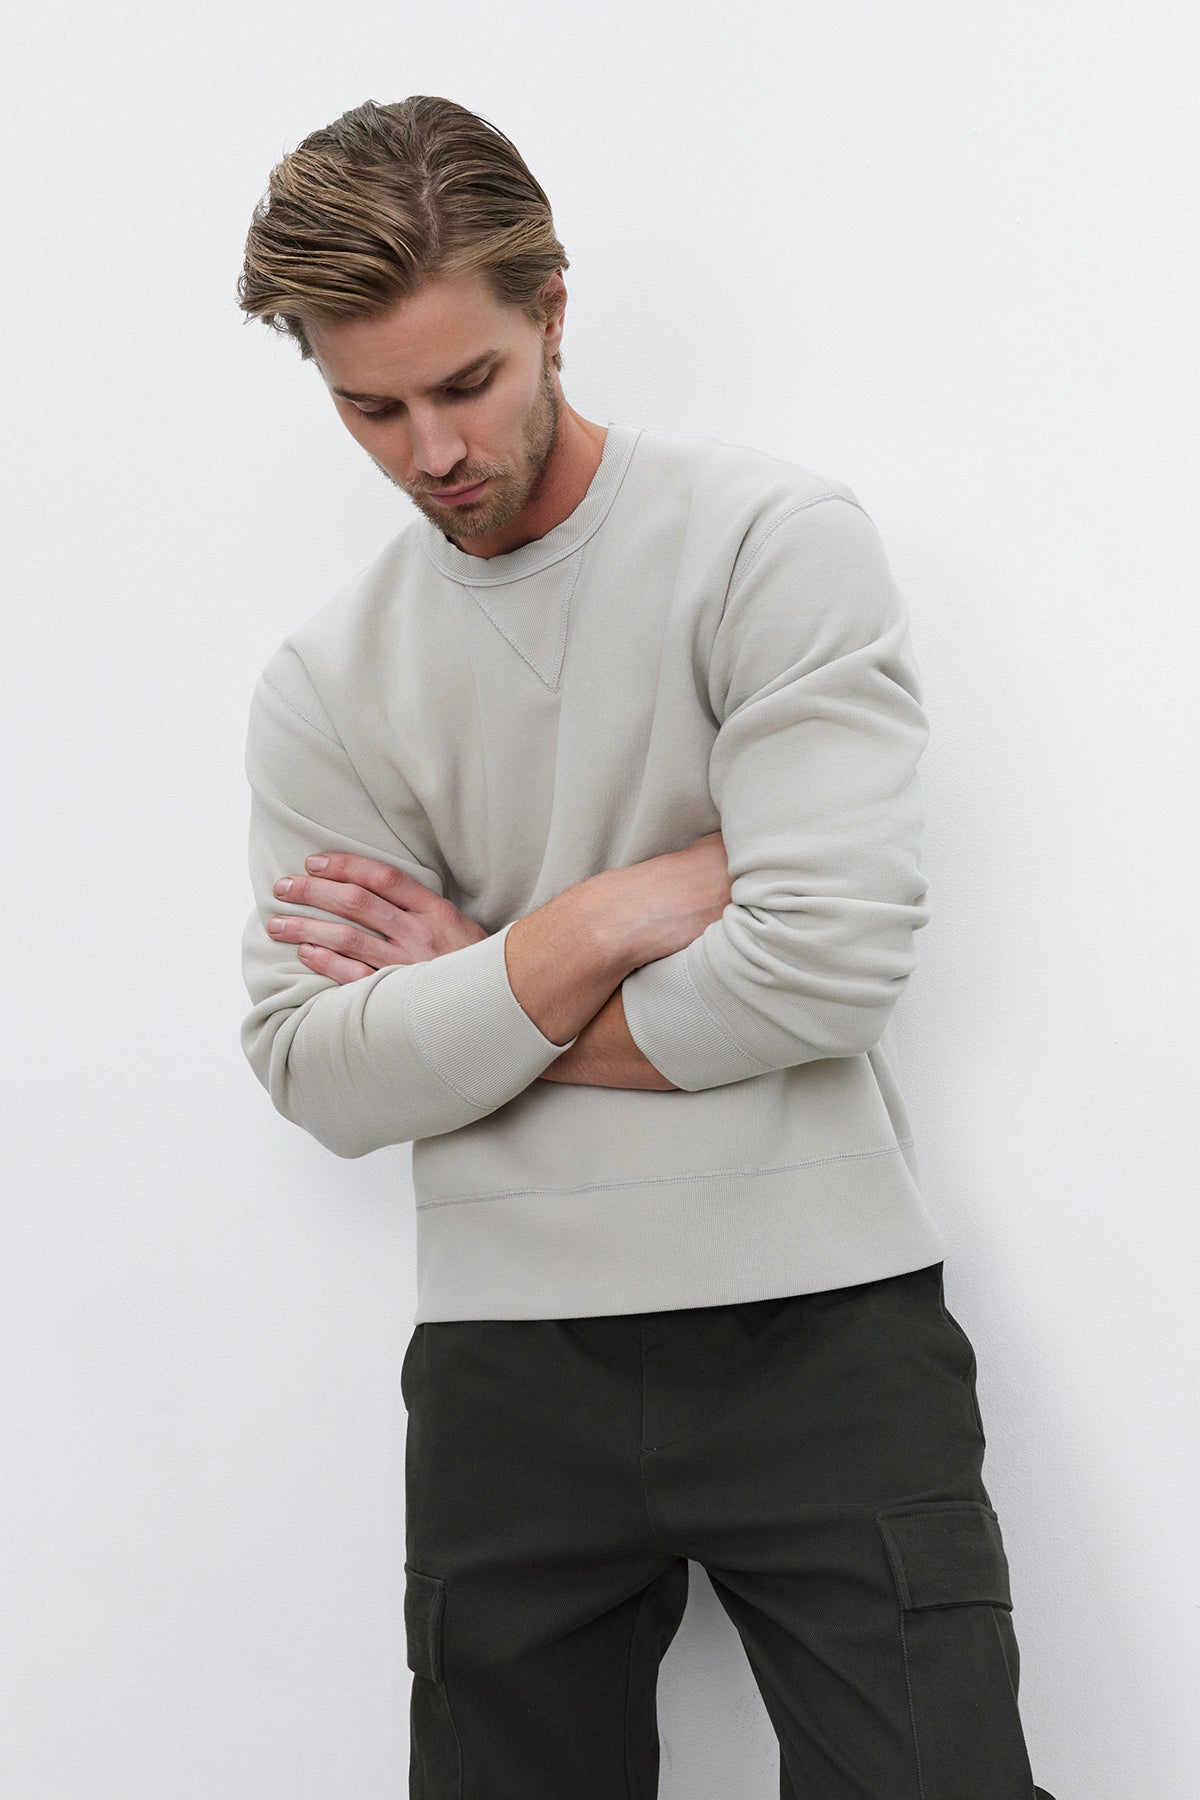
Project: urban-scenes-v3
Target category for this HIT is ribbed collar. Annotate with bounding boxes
[418,421,642,588]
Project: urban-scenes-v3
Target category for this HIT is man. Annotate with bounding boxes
[236,95,1056,1800]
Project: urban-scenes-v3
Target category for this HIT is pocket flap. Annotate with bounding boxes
[404,1564,446,1681]
[877,1501,1013,1611]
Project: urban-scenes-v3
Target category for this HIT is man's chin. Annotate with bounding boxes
[414,488,522,539]
[417,502,495,538]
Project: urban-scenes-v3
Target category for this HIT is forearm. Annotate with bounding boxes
[502,871,639,1047]
[538,986,679,1089]
[504,840,726,1088]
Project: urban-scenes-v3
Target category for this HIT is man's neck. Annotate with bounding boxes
[450,404,608,559]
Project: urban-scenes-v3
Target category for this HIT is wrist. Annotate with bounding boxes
[567,869,646,983]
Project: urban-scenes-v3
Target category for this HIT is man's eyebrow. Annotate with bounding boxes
[332,350,499,404]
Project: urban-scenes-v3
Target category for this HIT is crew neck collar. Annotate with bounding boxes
[418,421,641,588]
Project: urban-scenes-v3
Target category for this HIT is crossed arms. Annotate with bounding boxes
[260,831,734,1092]
[241,494,931,1156]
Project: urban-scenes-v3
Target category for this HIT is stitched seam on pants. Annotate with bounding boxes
[434,1613,465,1800]
[636,1450,675,1552]
[937,1289,988,1445]
[897,1608,927,1800]
[450,1686,464,1800]
[623,1583,653,1800]
[990,1604,1021,1711]
[636,1325,674,1553]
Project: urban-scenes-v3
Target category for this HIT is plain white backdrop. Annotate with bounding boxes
[2,3,1197,1796]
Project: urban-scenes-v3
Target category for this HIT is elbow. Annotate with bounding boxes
[786,985,907,1064]
[826,987,909,1059]
[280,1077,408,1159]
[835,1016,894,1060]
[255,1058,389,1159]
[269,1061,406,1159]
[816,925,923,1059]
[283,1103,383,1160]
[241,1019,405,1161]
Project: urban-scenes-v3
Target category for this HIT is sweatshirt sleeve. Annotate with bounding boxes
[619,493,931,1091]
[240,645,578,1158]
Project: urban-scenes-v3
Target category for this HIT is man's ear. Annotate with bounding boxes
[539,270,568,359]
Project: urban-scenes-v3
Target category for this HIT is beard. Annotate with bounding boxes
[378,352,562,543]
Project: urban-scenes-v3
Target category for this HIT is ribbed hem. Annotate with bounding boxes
[410,1148,948,1321]
[405,922,578,1109]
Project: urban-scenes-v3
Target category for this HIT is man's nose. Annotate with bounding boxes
[408,409,469,480]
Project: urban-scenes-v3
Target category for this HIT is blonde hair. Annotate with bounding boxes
[237,96,569,369]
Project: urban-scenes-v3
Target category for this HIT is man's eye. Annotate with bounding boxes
[447,372,494,400]
[354,372,492,421]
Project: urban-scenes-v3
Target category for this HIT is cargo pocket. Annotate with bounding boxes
[876,1502,1035,1800]
[404,1565,462,1799]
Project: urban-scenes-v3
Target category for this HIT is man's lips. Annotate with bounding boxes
[426,478,490,505]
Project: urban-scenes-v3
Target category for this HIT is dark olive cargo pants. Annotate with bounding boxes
[400,1260,1057,1799]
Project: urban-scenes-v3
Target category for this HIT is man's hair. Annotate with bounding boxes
[237,96,569,369]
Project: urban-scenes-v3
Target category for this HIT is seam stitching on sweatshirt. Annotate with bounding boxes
[727,492,868,604]
[471,546,583,689]
[259,671,447,887]
[260,671,343,749]
[401,974,496,1114]
[672,951,771,1074]
[550,544,584,688]
[416,1139,915,1209]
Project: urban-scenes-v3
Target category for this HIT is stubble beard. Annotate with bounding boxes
[387,354,562,542]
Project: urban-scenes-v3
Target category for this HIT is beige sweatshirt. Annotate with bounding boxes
[240,421,947,1320]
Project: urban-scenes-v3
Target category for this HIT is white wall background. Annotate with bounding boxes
[2,3,1196,1796]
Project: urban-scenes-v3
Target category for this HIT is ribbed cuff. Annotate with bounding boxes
[405,921,579,1108]
[621,942,768,1092]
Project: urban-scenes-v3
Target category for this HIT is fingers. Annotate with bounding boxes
[294,940,377,985]
[271,874,402,940]
[302,853,442,909]
[272,858,443,938]
[268,912,393,969]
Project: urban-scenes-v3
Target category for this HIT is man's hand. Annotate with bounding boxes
[267,828,731,1001]
[268,853,487,985]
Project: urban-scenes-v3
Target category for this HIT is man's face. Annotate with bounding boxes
[306,267,562,548]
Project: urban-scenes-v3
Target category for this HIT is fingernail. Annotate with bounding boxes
[268,919,285,935]
[306,856,328,871]
[273,878,292,896]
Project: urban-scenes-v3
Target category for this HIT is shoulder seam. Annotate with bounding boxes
[728,492,868,603]
[260,669,344,751]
